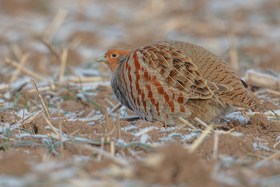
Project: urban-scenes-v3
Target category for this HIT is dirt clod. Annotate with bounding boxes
[136,144,217,187]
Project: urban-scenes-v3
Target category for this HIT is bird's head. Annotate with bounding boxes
[96,47,131,73]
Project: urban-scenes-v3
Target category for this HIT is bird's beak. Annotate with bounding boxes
[96,56,107,62]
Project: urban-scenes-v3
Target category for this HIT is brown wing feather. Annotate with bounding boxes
[138,44,229,99]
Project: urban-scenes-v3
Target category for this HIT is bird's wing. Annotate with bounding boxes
[136,43,233,99]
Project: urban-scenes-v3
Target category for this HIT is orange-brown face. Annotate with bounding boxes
[97,48,131,73]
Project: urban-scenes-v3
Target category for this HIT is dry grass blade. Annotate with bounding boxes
[57,101,64,159]
[0,84,8,91]
[19,109,44,126]
[5,58,44,81]
[97,137,105,162]
[273,142,280,148]
[9,53,29,83]
[194,117,209,128]
[172,123,185,133]
[59,49,68,81]
[262,150,280,162]
[245,70,280,88]
[79,116,102,123]
[78,144,129,167]
[27,86,52,93]
[108,102,123,115]
[116,115,121,139]
[70,129,80,137]
[45,8,68,42]
[25,110,45,124]
[213,132,219,160]
[30,79,52,119]
[45,117,59,135]
[228,21,238,70]
[39,39,61,61]
[266,89,280,96]
[10,43,23,60]
[245,112,280,117]
[106,125,116,136]
[70,77,103,83]
[111,141,115,156]
[69,37,82,50]
[179,117,197,130]
[86,110,96,118]
[104,98,115,108]
[104,109,110,130]
[187,124,213,153]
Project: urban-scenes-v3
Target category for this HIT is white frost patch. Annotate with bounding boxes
[76,93,87,101]
[134,126,159,137]
[121,125,137,132]
[49,168,77,180]
[168,132,181,138]
[159,126,177,132]
[158,137,176,141]
[0,122,10,133]
[231,132,243,136]
[72,68,103,77]
[116,139,127,146]
[276,136,280,142]
[0,176,25,187]
[16,133,49,139]
[226,111,249,123]
[120,106,132,118]
[253,142,270,151]
[67,115,103,123]
[4,92,11,99]
[34,161,66,171]
[139,134,150,144]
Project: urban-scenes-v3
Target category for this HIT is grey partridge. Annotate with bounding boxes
[97,40,264,125]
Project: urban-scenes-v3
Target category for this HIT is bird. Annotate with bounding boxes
[97,40,265,126]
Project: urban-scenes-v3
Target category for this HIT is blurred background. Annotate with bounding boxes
[0,0,279,83]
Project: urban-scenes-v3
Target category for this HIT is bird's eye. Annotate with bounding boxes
[111,53,118,58]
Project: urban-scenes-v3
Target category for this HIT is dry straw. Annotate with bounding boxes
[5,58,44,81]
[30,79,52,119]
[97,137,105,162]
[179,117,197,130]
[213,132,219,160]
[45,117,59,135]
[116,115,121,139]
[108,102,123,115]
[188,124,213,153]
[57,101,64,159]
[59,49,68,81]
[9,53,29,83]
